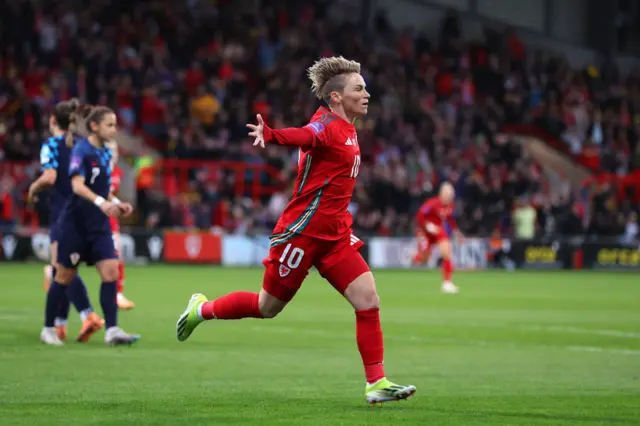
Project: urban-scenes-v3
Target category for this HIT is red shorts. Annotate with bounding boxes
[262,231,369,302]
[416,222,449,253]
[109,217,120,233]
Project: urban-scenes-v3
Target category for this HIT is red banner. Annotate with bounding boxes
[163,231,221,263]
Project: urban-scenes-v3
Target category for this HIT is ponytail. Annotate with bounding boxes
[57,98,81,147]
[65,112,77,147]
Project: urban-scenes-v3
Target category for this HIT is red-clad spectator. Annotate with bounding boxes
[140,87,166,137]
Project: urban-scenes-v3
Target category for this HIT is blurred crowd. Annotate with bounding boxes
[0,0,638,242]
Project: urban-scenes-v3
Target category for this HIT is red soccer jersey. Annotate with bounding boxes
[265,107,360,241]
[416,196,456,234]
[110,165,122,195]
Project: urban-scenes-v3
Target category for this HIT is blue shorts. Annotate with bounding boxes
[57,225,117,268]
[49,224,61,244]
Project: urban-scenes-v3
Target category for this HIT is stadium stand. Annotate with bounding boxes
[1,0,638,241]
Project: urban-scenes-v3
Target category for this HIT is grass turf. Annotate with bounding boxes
[0,264,639,425]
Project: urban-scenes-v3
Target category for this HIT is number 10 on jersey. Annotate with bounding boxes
[350,155,361,178]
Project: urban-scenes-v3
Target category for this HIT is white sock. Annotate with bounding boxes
[367,378,385,386]
[54,318,67,327]
[79,309,92,322]
[196,303,204,321]
[106,326,118,335]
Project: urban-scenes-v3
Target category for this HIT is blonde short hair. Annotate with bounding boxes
[307,56,361,103]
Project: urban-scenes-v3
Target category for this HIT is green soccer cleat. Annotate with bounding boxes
[176,293,208,342]
[365,378,417,405]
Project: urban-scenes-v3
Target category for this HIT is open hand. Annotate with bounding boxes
[246,114,265,148]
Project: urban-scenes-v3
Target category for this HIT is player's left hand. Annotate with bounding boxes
[118,202,134,217]
[27,185,38,204]
[247,114,265,148]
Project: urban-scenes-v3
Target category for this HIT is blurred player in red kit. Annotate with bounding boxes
[105,141,135,309]
[413,182,462,294]
[176,56,416,405]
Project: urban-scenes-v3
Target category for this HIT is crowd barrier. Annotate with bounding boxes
[2,230,639,271]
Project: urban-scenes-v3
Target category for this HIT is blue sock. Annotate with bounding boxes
[45,282,67,327]
[51,266,71,323]
[66,274,92,317]
[100,281,118,329]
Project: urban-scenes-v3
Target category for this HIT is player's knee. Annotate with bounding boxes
[258,289,287,319]
[54,267,75,285]
[102,268,119,282]
[439,239,452,259]
[97,260,119,282]
[344,272,380,310]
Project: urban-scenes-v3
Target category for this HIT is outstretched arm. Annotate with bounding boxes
[247,114,322,148]
[263,125,316,147]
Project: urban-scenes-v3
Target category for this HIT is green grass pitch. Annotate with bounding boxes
[0,264,639,425]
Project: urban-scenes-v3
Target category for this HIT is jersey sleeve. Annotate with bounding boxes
[264,125,322,147]
[263,119,332,148]
[419,200,435,217]
[302,120,331,146]
[40,141,58,171]
[447,212,458,230]
[69,144,86,178]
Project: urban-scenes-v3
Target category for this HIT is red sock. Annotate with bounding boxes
[200,292,263,320]
[355,308,385,384]
[116,262,125,294]
[443,258,453,281]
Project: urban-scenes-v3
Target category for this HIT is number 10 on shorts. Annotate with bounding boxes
[279,243,305,269]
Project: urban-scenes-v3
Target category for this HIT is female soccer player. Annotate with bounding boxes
[177,57,416,404]
[413,182,462,294]
[30,99,105,345]
[53,104,140,346]
[104,141,135,310]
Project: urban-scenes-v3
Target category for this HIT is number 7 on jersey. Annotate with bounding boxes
[90,167,100,184]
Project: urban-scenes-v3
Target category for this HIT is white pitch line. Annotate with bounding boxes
[525,325,640,339]
[249,326,640,356]
[568,346,640,356]
[415,321,640,339]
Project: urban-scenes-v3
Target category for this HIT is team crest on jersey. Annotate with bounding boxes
[70,253,80,265]
[185,235,202,258]
[279,264,291,278]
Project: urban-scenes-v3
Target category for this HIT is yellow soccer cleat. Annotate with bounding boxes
[176,293,208,342]
[365,378,416,405]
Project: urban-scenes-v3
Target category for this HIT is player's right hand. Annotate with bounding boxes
[247,114,265,148]
[100,202,121,218]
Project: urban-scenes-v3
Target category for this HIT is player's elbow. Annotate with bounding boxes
[71,177,85,195]
[42,170,57,186]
